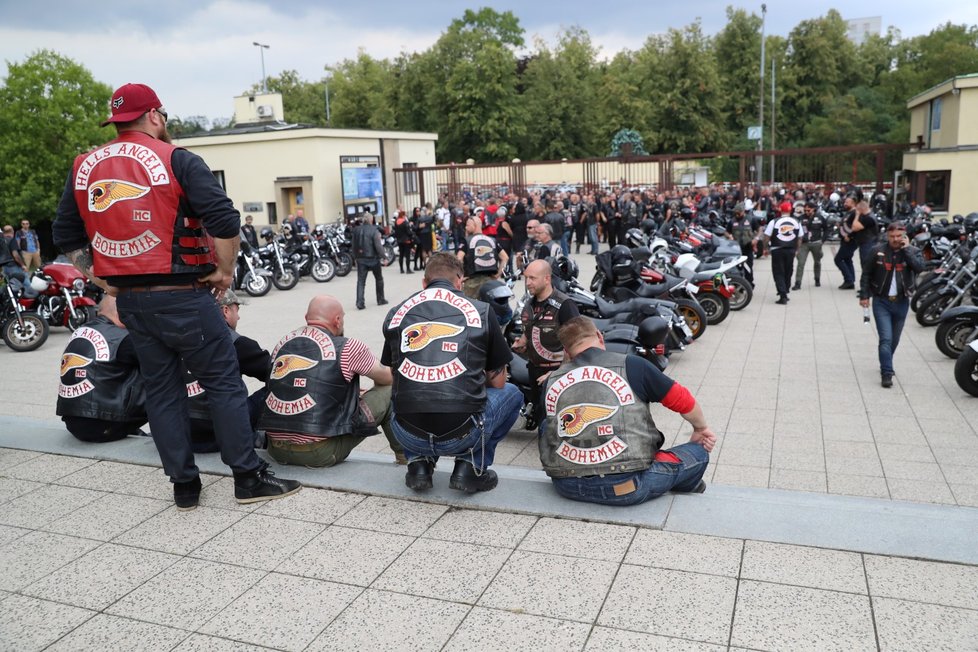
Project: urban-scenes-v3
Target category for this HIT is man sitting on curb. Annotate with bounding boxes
[260,295,405,467]
[539,316,716,506]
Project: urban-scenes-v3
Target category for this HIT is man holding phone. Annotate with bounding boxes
[859,222,925,388]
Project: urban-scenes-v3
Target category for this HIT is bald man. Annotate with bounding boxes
[56,295,148,442]
[259,295,405,467]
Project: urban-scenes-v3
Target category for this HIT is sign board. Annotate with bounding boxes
[747,126,762,141]
[242,202,263,212]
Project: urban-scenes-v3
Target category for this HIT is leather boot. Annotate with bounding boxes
[405,459,435,491]
[449,459,498,493]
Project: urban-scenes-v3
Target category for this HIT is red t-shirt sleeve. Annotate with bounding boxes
[660,382,696,414]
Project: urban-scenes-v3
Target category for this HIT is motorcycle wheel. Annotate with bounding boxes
[272,266,299,291]
[311,258,336,283]
[243,272,271,297]
[916,292,956,327]
[2,313,49,352]
[954,346,978,397]
[727,276,753,311]
[335,253,354,277]
[673,298,707,340]
[911,278,943,313]
[381,245,396,267]
[697,292,731,325]
[935,319,976,359]
[67,305,97,331]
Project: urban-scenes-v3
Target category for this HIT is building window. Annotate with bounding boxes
[404,163,418,194]
[930,97,942,132]
[924,170,951,212]
[212,170,226,190]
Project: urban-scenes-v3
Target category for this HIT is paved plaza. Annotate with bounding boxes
[2,246,978,650]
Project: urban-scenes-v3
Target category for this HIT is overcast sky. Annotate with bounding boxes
[3,1,976,122]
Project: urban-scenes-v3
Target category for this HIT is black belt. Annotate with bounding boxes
[885,295,903,302]
[123,282,205,293]
[396,416,473,441]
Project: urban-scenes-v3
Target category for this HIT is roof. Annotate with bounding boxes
[906,72,978,108]
[175,122,438,145]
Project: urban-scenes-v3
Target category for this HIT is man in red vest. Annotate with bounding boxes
[53,83,300,510]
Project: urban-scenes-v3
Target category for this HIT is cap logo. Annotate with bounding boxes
[112,96,124,109]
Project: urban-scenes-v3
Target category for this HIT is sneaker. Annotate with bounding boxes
[449,459,498,493]
[405,459,434,491]
[174,476,202,511]
[881,373,893,388]
[234,465,301,504]
[775,297,788,305]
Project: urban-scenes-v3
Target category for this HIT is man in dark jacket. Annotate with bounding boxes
[859,222,925,388]
[352,212,387,310]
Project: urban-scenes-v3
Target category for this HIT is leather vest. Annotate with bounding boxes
[353,224,380,260]
[802,213,826,242]
[258,326,366,438]
[184,329,240,421]
[465,233,498,276]
[71,131,216,278]
[56,316,146,422]
[383,280,492,413]
[770,216,801,249]
[731,217,754,246]
[521,289,569,370]
[539,349,663,478]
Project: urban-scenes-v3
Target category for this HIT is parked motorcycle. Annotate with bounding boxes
[915,245,978,327]
[1,278,49,352]
[258,228,299,291]
[321,224,354,277]
[955,340,978,397]
[19,263,97,331]
[935,306,978,359]
[234,242,273,297]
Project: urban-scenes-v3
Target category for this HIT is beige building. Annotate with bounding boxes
[903,73,978,216]
[175,92,437,228]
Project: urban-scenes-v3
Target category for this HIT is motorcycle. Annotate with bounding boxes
[935,306,978,359]
[381,233,396,267]
[234,242,273,297]
[258,232,299,291]
[955,340,978,397]
[321,224,354,277]
[18,263,98,331]
[915,245,978,327]
[1,278,49,352]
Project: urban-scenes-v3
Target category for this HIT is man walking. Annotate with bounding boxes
[859,222,925,388]
[763,201,803,304]
[352,211,387,310]
[793,200,826,289]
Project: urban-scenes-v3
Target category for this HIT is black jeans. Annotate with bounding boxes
[116,287,262,482]
[770,247,795,298]
[397,243,412,272]
[356,258,385,308]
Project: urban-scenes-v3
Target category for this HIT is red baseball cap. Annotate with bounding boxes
[779,201,793,214]
[100,83,162,127]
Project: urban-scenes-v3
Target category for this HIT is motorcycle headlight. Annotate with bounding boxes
[73,278,86,292]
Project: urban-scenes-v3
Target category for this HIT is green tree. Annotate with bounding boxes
[714,7,763,139]
[167,115,211,137]
[249,69,327,125]
[327,50,397,130]
[521,27,601,160]
[0,50,111,226]
[593,52,650,152]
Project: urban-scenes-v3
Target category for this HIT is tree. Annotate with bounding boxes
[714,7,763,139]
[167,115,211,137]
[0,50,111,227]
[609,129,648,156]
[593,52,650,152]
[248,70,326,125]
[327,51,396,130]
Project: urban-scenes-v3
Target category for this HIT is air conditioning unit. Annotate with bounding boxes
[256,105,274,118]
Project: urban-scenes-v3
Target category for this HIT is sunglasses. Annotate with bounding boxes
[155,108,168,122]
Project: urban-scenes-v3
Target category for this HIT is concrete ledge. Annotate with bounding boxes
[3,415,977,565]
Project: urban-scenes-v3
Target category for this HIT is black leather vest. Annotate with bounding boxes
[56,316,146,422]
[353,224,380,260]
[540,348,663,478]
[521,289,569,370]
[383,280,491,413]
[465,233,498,276]
[802,213,826,242]
[258,325,365,437]
[184,329,240,421]
[770,216,801,249]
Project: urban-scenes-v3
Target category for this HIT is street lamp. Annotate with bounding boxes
[324,69,332,126]
[757,4,766,184]
[253,41,270,93]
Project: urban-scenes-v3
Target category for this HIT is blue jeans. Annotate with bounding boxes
[834,239,858,284]
[391,382,523,470]
[560,231,570,255]
[872,296,909,375]
[587,224,599,255]
[2,263,27,284]
[551,442,710,506]
[117,287,262,482]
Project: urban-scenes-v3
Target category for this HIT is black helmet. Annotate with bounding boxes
[637,316,669,350]
[260,226,274,240]
[964,213,978,233]
[550,255,579,281]
[953,214,964,224]
[478,279,514,325]
[610,245,635,282]
[680,206,693,218]
[625,228,646,249]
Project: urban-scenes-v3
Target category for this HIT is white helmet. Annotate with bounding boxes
[829,192,840,203]
[30,275,49,292]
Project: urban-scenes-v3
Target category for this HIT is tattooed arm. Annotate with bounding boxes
[64,247,111,294]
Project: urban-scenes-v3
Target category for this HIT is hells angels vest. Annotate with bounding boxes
[383,280,492,414]
[769,216,801,250]
[465,234,498,276]
[540,349,663,478]
[56,316,146,422]
[521,289,569,370]
[183,329,240,422]
[71,131,216,278]
[258,326,366,438]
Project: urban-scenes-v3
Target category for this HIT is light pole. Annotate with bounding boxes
[252,41,270,93]
[324,69,332,126]
[757,4,766,185]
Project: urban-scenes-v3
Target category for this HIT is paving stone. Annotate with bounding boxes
[172,634,275,651]
[0,524,30,548]
[24,539,177,606]
[0,477,44,504]
[256,486,364,523]
[718,445,772,467]
[45,613,187,651]
[56,460,159,493]
[584,627,726,651]
[730,580,875,651]
[624,529,742,577]
[597,565,736,645]
[118,468,222,502]
[197,476,262,512]
[741,540,866,593]
[826,472,890,499]
[864,555,978,609]
[190,513,325,571]
[712,464,770,488]
[480,550,619,622]
[880,459,947,482]
[0,594,94,652]
[950,483,978,507]
[277,525,413,586]
[199,573,360,652]
[0,530,100,591]
[445,607,589,652]
[309,589,468,652]
[873,596,978,652]
[106,557,266,631]
[770,450,826,473]
[2,453,96,483]
[332,496,447,536]
[769,468,827,492]
[0,483,105,529]
[517,517,635,562]
[112,505,245,555]
[0,447,44,469]
[41,492,169,541]
[886,478,955,505]
[374,538,510,604]
[423,509,537,548]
